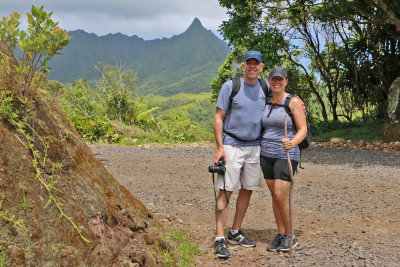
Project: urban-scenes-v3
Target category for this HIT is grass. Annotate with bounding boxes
[19,189,32,210]
[113,116,385,146]
[157,230,201,267]
[310,118,384,143]
[0,243,7,267]
[0,250,7,267]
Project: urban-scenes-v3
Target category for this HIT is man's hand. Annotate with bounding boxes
[214,147,226,165]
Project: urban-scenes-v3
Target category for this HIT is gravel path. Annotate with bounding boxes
[91,145,400,266]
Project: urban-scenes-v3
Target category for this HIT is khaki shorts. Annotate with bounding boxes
[217,145,261,191]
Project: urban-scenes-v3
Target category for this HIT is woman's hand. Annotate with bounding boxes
[282,138,294,150]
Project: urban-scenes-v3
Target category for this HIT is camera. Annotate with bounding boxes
[208,158,226,174]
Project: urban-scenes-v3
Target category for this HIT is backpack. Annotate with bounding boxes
[230,77,270,107]
[223,77,271,142]
[266,93,311,150]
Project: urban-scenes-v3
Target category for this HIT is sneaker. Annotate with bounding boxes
[227,230,256,247]
[267,234,283,251]
[214,239,231,258]
[276,235,298,252]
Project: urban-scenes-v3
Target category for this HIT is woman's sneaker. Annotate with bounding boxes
[276,235,298,252]
[266,234,283,251]
[214,239,231,258]
[227,230,256,247]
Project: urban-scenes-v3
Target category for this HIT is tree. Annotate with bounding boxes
[217,0,400,120]
[321,0,400,118]
[0,6,70,95]
[210,48,246,102]
[211,1,288,102]
[95,62,137,123]
[328,0,400,29]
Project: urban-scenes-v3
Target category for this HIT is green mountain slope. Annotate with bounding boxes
[142,92,215,133]
[48,18,230,96]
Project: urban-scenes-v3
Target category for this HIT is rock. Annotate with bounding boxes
[330,137,345,143]
[384,77,400,141]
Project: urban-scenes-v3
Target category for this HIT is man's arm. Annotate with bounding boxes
[213,107,227,164]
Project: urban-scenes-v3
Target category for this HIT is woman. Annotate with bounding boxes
[260,66,307,252]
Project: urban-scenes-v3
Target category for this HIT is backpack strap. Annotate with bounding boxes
[283,94,295,129]
[265,93,293,118]
[258,78,271,102]
[230,77,270,107]
[229,77,241,106]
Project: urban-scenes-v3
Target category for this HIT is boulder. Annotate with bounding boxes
[384,77,400,141]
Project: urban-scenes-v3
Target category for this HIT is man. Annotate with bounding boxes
[213,51,266,259]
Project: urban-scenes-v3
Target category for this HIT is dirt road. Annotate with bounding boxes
[91,145,400,266]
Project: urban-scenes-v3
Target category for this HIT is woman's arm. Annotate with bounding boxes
[282,97,307,150]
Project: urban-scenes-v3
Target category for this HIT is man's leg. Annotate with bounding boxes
[231,188,252,230]
[232,146,260,230]
[215,189,232,237]
[214,189,232,258]
[227,146,259,247]
[227,188,256,247]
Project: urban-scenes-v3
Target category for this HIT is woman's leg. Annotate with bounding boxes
[266,179,285,234]
[271,179,291,235]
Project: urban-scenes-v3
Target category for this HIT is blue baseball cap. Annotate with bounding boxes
[244,51,262,63]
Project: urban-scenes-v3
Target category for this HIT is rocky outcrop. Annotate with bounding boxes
[0,41,162,266]
[384,77,400,141]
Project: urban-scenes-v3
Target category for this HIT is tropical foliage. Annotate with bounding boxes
[142,92,215,134]
[214,0,400,123]
[54,62,211,143]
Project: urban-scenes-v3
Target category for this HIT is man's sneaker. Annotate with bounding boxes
[227,230,256,247]
[214,239,231,258]
[276,235,298,252]
[267,234,283,251]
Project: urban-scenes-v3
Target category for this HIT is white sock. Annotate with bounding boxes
[230,230,239,235]
[215,236,225,242]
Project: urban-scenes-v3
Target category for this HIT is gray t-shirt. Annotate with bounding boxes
[216,79,266,146]
[260,96,300,161]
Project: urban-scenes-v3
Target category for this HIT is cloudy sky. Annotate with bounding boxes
[1,0,229,40]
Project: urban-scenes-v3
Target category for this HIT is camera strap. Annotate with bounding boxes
[212,173,229,212]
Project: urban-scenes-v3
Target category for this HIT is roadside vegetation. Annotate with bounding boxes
[2,3,397,148]
[211,0,399,145]
[311,116,384,143]
[44,62,213,145]
[23,2,399,147]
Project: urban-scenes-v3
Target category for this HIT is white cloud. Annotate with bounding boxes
[0,0,229,39]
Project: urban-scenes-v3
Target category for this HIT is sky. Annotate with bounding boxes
[1,0,229,40]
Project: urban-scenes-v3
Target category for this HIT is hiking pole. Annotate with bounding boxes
[284,116,295,255]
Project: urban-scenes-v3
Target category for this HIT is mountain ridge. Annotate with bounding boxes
[48,18,230,96]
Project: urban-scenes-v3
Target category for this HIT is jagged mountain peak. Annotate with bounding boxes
[185,17,207,33]
[48,18,230,96]
[190,17,203,27]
